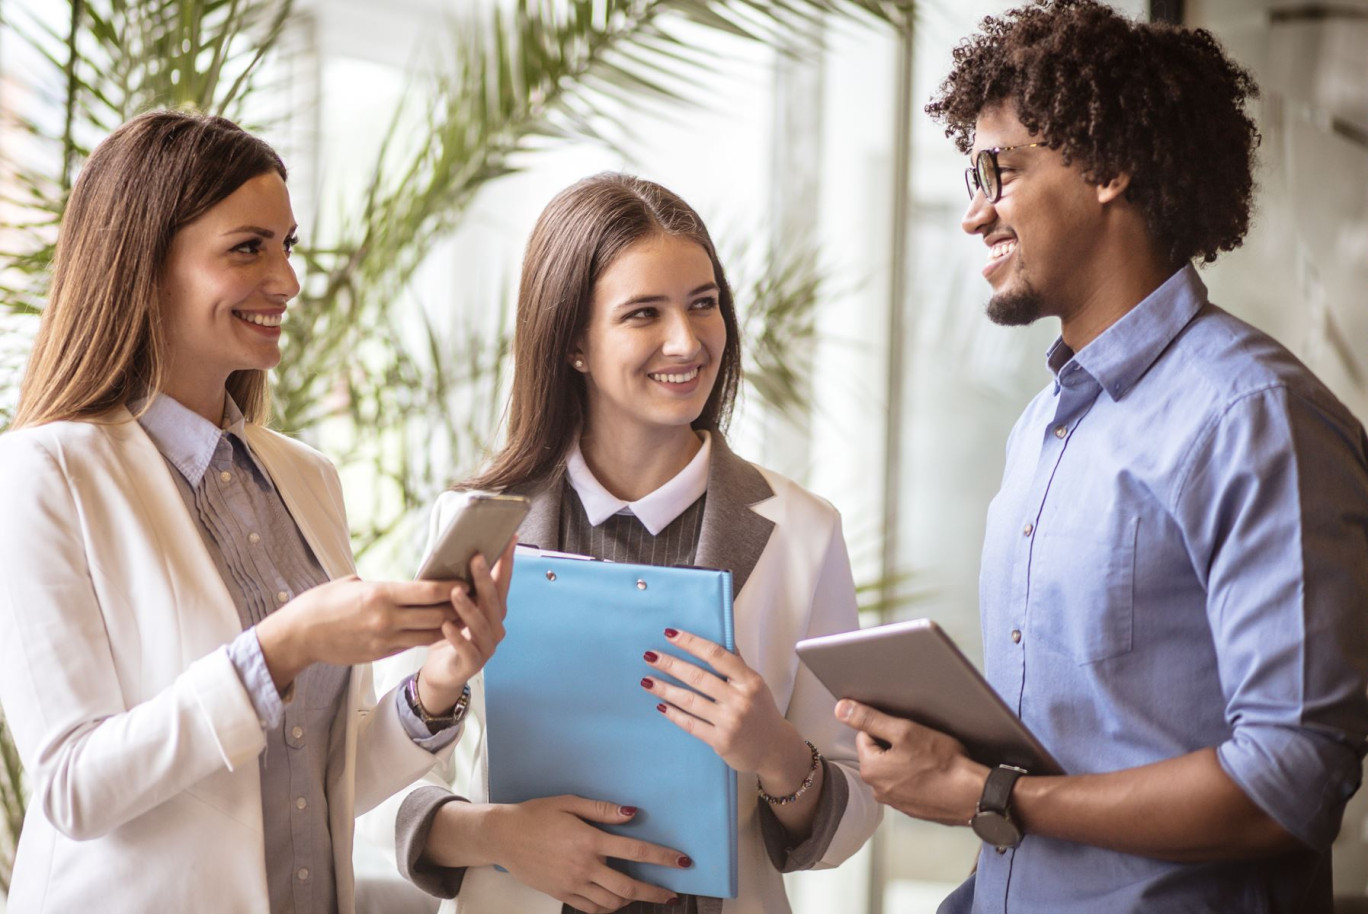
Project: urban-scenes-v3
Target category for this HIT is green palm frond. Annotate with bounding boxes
[0,0,290,314]
[274,0,915,520]
[0,716,24,895]
[739,244,822,422]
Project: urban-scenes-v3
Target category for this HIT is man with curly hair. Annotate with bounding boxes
[836,1,1368,911]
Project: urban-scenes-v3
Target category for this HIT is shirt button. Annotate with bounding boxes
[277,591,289,604]
[1054,425,1068,439]
[1011,629,1022,644]
[295,796,307,810]
[1022,523,1034,537]
[291,725,304,740]
[297,867,310,882]
[219,470,231,483]
[248,532,261,545]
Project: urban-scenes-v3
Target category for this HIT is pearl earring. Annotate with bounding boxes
[574,359,585,370]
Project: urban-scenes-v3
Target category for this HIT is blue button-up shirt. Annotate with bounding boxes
[138,393,456,914]
[957,266,1368,913]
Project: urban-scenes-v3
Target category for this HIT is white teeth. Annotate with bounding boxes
[989,239,1017,261]
[648,367,700,384]
[234,311,283,327]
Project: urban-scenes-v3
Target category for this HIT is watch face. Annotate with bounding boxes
[971,811,1022,849]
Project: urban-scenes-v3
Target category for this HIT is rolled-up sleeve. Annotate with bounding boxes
[396,786,470,898]
[756,758,850,871]
[226,629,284,730]
[1175,385,1368,849]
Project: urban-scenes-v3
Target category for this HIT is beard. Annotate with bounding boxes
[985,282,1044,327]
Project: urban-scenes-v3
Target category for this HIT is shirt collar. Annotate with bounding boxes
[565,431,712,536]
[135,392,254,487]
[1047,263,1207,400]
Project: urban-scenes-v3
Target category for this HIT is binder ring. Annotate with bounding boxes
[637,579,647,590]
[546,570,557,582]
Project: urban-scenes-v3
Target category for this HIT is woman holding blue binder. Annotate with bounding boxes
[380,173,880,914]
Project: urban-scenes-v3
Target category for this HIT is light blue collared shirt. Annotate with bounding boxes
[954,265,1368,913]
[137,393,456,914]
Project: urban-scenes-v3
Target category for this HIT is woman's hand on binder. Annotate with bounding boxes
[642,628,811,787]
[484,795,687,912]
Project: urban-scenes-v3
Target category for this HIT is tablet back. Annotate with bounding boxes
[797,619,1064,775]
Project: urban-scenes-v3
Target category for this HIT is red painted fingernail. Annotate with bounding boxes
[664,628,679,638]
[619,805,637,816]
[677,855,693,868]
[643,650,659,662]
[640,677,654,689]
[657,703,668,713]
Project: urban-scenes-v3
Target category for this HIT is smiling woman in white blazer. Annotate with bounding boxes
[365,174,880,914]
[0,111,512,913]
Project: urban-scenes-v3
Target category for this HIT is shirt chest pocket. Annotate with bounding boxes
[1027,515,1138,665]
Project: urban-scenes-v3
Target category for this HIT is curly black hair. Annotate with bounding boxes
[925,0,1260,266]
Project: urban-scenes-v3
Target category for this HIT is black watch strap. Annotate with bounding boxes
[971,764,1027,851]
[980,764,1026,814]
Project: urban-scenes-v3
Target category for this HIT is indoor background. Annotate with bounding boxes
[0,0,1364,911]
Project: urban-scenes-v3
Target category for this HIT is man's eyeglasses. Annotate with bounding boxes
[964,143,1046,203]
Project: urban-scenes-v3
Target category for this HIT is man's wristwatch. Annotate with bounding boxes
[970,764,1027,852]
[404,673,472,735]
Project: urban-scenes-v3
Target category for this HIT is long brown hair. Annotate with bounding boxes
[13,110,287,429]
[467,173,742,492]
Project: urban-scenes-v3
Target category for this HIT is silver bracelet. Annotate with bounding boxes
[757,739,822,806]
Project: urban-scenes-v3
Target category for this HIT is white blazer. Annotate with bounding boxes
[0,409,445,913]
[363,435,882,914]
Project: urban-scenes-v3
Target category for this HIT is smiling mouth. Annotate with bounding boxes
[988,239,1017,263]
[233,310,284,328]
[647,367,701,384]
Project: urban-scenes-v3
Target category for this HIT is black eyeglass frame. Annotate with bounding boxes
[964,143,1046,203]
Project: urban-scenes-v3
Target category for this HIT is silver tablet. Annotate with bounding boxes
[797,618,1064,775]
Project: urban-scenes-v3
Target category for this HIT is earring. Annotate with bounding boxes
[573,358,585,371]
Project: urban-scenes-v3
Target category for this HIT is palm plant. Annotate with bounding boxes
[0,0,916,892]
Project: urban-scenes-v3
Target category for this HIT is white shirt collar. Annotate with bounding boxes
[565,431,711,536]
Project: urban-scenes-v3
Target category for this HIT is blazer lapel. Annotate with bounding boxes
[694,433,775,599]
[103,408,243,650]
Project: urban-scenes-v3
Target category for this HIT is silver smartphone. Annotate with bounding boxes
[414,493,530,583]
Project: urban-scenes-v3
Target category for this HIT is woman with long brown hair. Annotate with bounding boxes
[0,110,511,912]
[378,173,880,914]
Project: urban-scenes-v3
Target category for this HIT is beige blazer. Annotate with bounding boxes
[0,409,445,913]
[363,435,882,914]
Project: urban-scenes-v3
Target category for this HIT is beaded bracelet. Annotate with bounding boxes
[757,739,823,806]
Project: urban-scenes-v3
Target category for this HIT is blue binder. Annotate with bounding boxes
[483,548,738,899]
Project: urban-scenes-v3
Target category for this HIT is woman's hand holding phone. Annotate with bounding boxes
[255,577,455,693]
[415,538,517,715]
[255,540,513,698]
